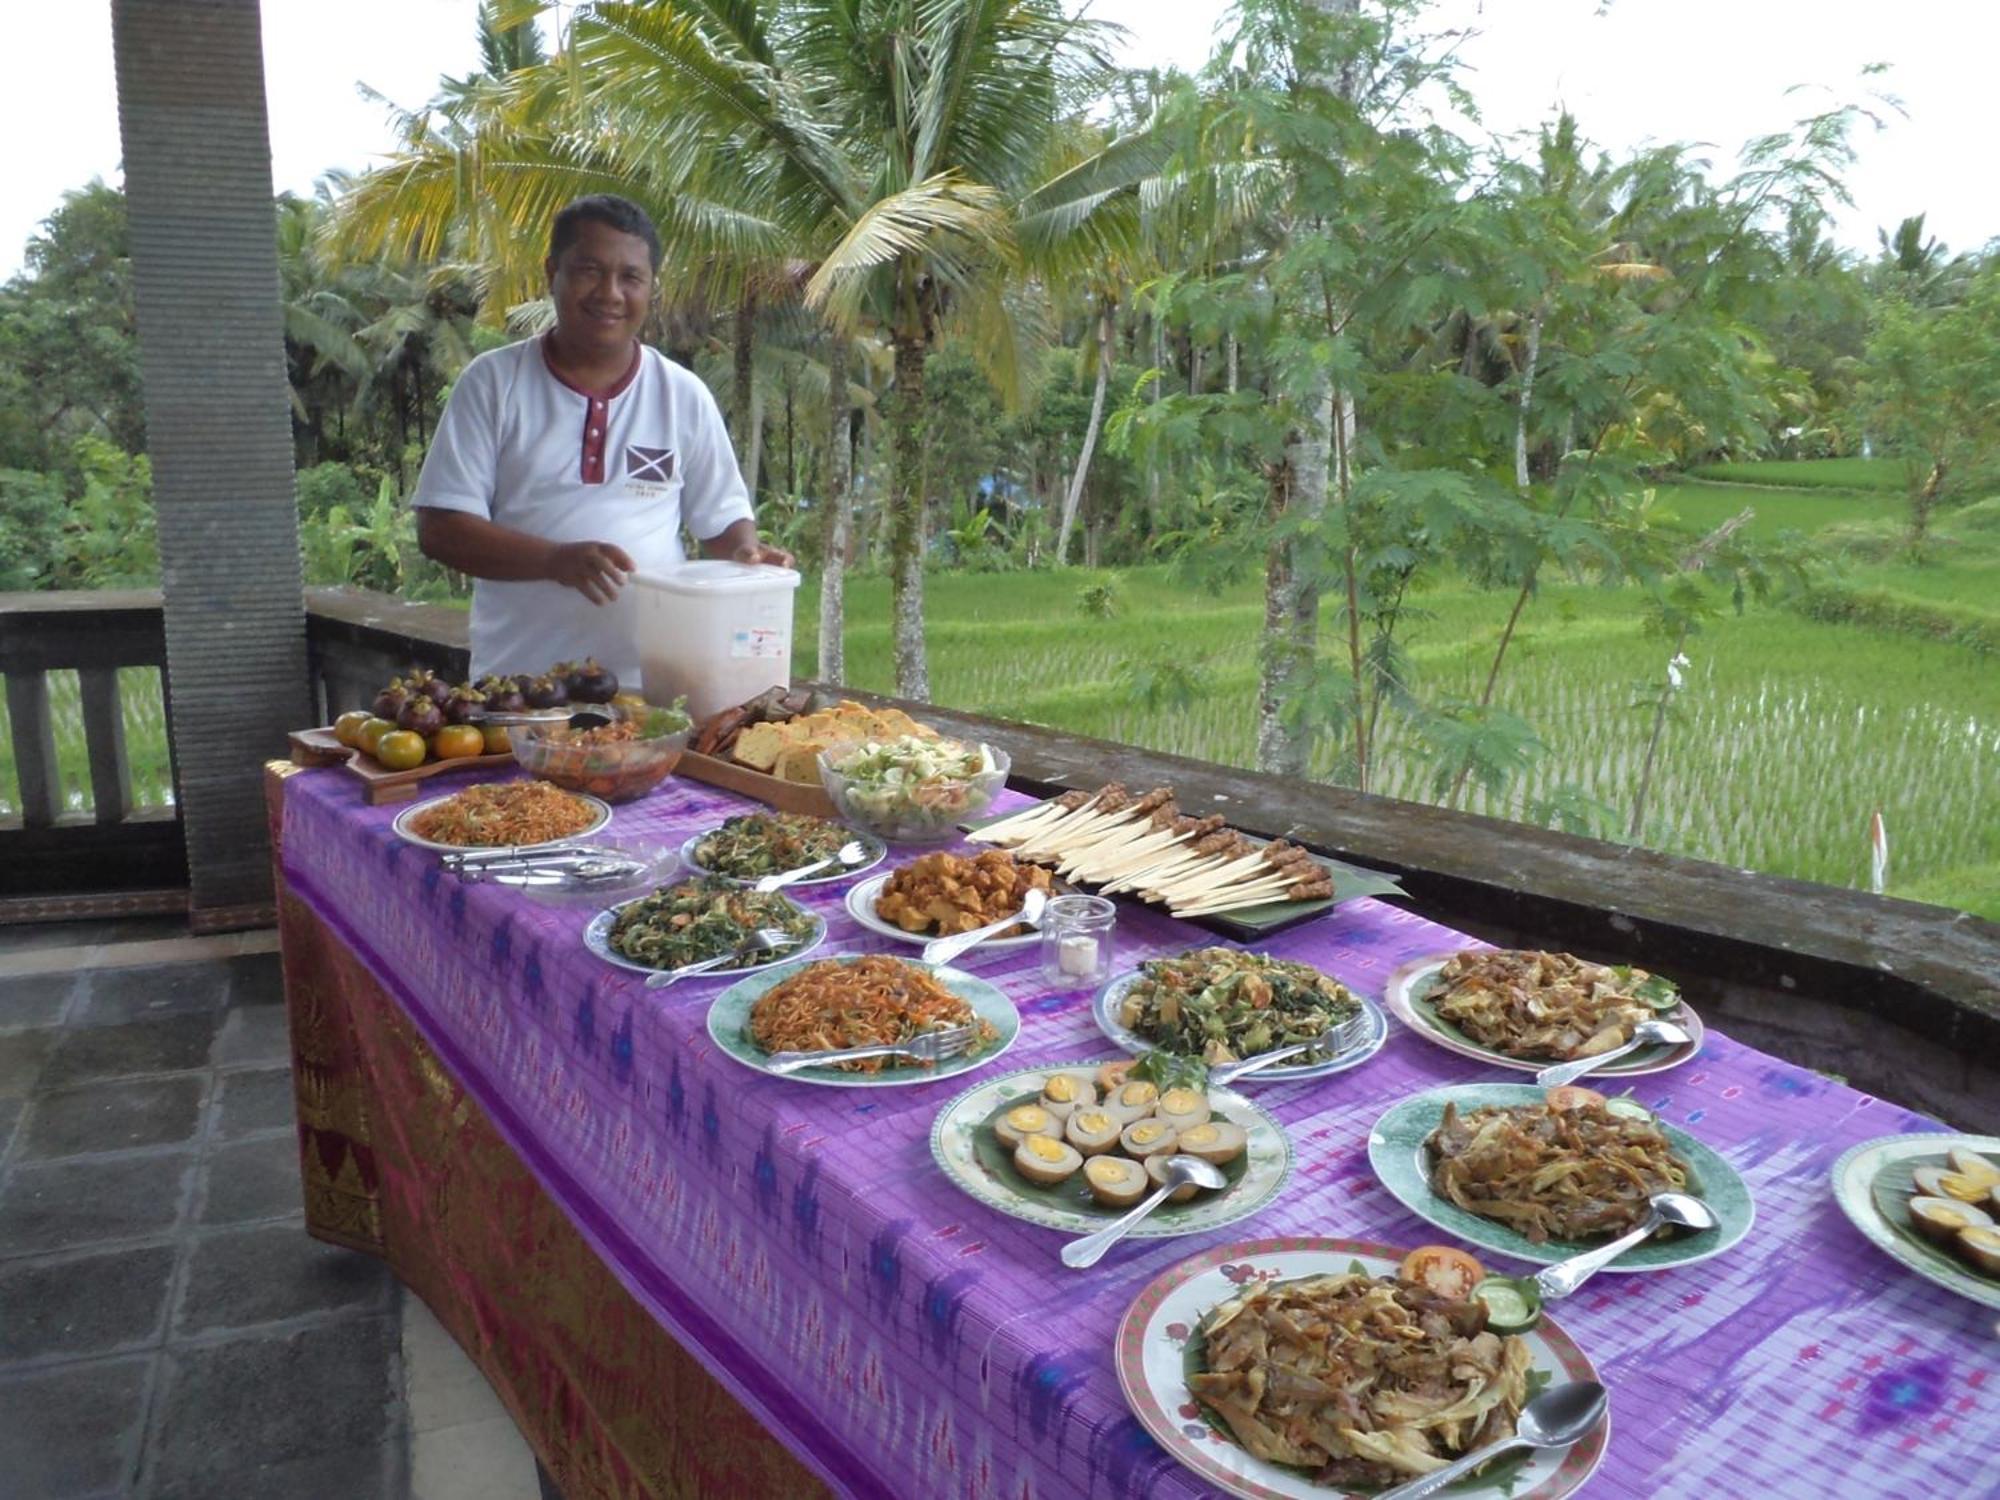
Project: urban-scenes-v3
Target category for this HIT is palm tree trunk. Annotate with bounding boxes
[889,334,930,699]
[1255,372,1332,778]
[1057,297,1113,566]
[1513,305,1545,491]
[744,383,764,498]
[732,286,756,468]
[1226,333,1239,394]
[817,335,851,684]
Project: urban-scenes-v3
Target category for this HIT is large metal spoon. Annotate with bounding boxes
[1533,1190,1718,1300]
[643,927,798,989]
[753,839,872,893]
[1060,1154,1227,1269]
[1535,1018,1693,1089]
[1374,1380,1608,1500]
[921,887,1050,967]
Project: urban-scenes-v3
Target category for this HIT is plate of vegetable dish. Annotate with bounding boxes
[1094,948,1386,1083]
[584,877,824,978]
[1384,949,1702,1077]
[1369,1083,1753,1271]
[392,780,610,853]
[1117,1237,1606,1500]
[707,954,1018,1087]
[844,849,1058,951]
[1832,1133,2000,1309]
[930,1058,1292,1236]
[680,811,885,885]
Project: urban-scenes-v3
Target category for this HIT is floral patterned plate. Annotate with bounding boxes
[1832,1133,2000,1311]
[929,1062,1291,1236]
[1116,1236,1608,1500]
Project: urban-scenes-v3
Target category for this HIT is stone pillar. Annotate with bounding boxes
[112,0,309,926]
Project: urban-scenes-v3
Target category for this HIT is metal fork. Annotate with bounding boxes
[753,839,871,893]
[643,927,799,989]
[1209,1010,1373,1087]
[763,1024,978,1075]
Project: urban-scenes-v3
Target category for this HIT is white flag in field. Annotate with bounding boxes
[1869,810,1888,896]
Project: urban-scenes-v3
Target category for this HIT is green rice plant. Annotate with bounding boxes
[1688,458,1904,490]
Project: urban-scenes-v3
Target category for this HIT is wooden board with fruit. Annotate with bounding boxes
[298,661,633,805]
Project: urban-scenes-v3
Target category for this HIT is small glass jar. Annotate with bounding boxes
[1040,894,1116,988]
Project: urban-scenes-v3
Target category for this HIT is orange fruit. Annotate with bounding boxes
[357,718,397,757]
[375,729,428,771]
[333,710,374,748]
[431,724,485,760]
[479,722,512,755]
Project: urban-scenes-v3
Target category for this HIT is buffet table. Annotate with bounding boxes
[267,764,1996,1499]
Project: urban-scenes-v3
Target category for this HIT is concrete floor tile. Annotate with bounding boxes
[213,1065,296,1138]
[0,917,184,957]
[196,1132,304,1225]
[403,1296,510,1434]
[0,1242,177,1361]
[0,1096,20,1158]
[0,1027,57,1099]
[41,1013,223,1089]
[225,951,286,1008]
[146,1315,402,1493]
[411,1413,538,1500]
[0,1355,151,1498]
[211,1005,293,1070]
[0,972,76,1031]
[74,964,231,1028]
[16,1075,207,1162]
[149,1441,408,1500]
[0,1152,192,1257]
[176,1222,391,1335]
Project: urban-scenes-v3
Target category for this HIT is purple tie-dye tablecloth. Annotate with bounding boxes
[280,768,1997,1499]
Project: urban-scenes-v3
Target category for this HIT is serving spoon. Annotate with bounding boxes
[1535,1017,1693,1089]
[1060,1154,1227,1269]
[753,839,872,893]
[1373,1380,1608,1500]
[921,887,1050,967]
[1532,1190,1718,1300]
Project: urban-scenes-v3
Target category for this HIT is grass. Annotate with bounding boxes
[5,458,1994,920]
[1688,457,1905,490]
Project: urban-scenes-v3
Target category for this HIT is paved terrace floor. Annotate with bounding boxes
[0,920,548,1500]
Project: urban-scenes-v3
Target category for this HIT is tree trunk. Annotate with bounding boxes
[1226,333,1239,393]
[889,334,930,699]
[817,336,851,685]
[1513,306,1545,492]
[1057,297,1113,566]
[1255,372,1332,778]
[732,286,756,469]
[744,383,764,499]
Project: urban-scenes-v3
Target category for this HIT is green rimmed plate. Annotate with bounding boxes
[705,956,1019,1088]
[929,1062,1292,1237]
[1832,1133,2000,1310]
[1116,1237,1608,1500]
[1368,1084,1754,1271]
[1383,952,1703,1078]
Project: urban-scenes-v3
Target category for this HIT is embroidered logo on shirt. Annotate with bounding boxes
[625,445,676,482]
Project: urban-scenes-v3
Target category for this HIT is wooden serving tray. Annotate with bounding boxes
[674,748,838,818]
[288,727,516,806]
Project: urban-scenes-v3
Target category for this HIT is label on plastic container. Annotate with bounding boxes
[731,628,787,660]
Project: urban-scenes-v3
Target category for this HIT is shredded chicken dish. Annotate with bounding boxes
[1427,949,1667,1061]
[1428,1097,1692,1243]
[875,850,1054,937]
[1190,1271,1532,1487]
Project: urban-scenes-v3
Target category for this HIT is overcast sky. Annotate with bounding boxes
[4,0,1996,280]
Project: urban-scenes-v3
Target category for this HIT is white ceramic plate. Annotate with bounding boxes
[842,872,1044,953]
[1093,968,1387,1084]
[929,1062,1292,1237]
[1117,1237,1608,1500]
[391,786,610,854]
[582,900,825,980]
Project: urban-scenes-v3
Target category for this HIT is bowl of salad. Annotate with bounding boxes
[817,736,1010,843]
[509,702,692,803]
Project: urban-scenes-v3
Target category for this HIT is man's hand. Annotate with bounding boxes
[546,540,636,605]
[731,537,796,569]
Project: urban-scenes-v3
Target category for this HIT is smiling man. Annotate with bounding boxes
[413,193,793,684]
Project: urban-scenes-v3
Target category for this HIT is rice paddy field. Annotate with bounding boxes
[4,459,1995,920]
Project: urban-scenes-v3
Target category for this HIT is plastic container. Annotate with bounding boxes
[628,561,802,721]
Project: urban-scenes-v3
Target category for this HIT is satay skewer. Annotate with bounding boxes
[971,787,1096,844]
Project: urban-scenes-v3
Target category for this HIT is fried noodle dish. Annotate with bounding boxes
[407,780,598,847]
[875,850,1054,937]
[1427,1095,1692,1243]
[748,955,997,1072]
[1427,949,1665,1061]
[1191,1271,1533,1487]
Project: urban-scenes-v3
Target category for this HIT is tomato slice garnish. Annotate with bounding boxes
[1398,1245,1486,1301]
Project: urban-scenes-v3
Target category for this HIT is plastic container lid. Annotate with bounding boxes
[630,560,802,597]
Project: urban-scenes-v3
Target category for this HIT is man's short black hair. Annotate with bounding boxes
[549,194,661,273]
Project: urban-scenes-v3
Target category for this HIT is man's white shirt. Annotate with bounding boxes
[412,336,754,684]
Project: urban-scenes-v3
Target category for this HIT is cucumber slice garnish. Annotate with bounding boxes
[1473,1276,1543,1332]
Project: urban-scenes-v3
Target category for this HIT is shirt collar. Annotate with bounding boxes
[539,332,642,401]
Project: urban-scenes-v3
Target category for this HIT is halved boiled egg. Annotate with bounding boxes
[1946,1146,2000,1189]
[1064,1109,1122,1156]
[1955,1224,2000,1278]
[1013,1132,1083,1186]
[1174,1119,1247,1166]
[1038,1071,1097,1121]
[1084,1155,1149,1208]
[1119,1119,1178,1159]
[1912,1165,1993,1204]
[1105,1080,1160,1123]
[1156,1087,1211,1134]
[1144,1153,1206,1202]
[1909,1194,1994,1246]
[995,1104,1060,1150]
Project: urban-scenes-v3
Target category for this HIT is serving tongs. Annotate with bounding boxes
[446,844,650,887]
